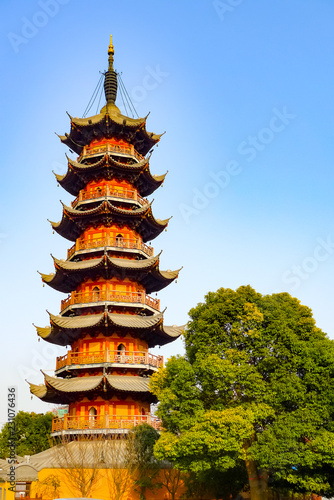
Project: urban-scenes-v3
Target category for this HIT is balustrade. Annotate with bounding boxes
[56,350,163,370]
[67,237,153,259]
[61,289,160,312]
[71,186,148,208]
[52,414,161,432]
[80,143,144,162]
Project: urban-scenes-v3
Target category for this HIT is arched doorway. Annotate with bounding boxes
[116,233,124,246]
[89,407,97,427]
[117,343,126,362]
[92,286,100,301]
[117,343,126,354]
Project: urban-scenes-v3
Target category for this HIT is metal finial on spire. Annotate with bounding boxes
[108,34,114,70]
[104,34,118,105]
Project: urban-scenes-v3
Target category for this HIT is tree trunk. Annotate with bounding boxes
[245,459,268,500]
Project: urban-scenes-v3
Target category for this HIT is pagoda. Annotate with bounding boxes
[29,37,183,437]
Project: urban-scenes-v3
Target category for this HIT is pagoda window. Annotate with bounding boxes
[117,343,126,355]
[89,407,97,424]
[116,233,124,244]
[92,286,100,300]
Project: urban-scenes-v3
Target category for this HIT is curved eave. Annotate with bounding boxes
[51,201,169,243]
[59,109,161,156]
[29,382,61,403]
[29,374,104,404]
[29,373,155,404]
[56,155,166,197]
[35,312,183,347]
[41,254,180,293]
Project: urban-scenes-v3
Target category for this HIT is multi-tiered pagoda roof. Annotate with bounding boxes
[30,36,182,436]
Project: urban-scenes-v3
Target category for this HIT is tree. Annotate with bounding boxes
[151,286,334,500]
[52,435,104,497]
[103,437,133,500]
[159,467,185,500]
[128,423,161,500]
[0,411,53,458]
[35,474,61,499]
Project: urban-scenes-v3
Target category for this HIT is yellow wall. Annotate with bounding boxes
[30,466,185,500]
[0,482,15,500]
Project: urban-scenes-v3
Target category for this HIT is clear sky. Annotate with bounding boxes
[1,0,334,427]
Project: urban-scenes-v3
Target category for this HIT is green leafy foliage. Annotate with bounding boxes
[151,286,334,498]
[0,411,53,458]
[128,423,161,500]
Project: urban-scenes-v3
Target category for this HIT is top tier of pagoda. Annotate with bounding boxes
[29,37,183,435]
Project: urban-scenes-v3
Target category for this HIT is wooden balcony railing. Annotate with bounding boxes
[71,186,148,208]
[52,414,161,433]
[56,350,163,371]
[67,237,154,259]
[80,143,144,162]
[60,290,160,312]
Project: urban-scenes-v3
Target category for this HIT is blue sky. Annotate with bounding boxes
[1,0,334,426]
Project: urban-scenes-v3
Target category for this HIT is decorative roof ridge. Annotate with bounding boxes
[53,253,159,270]
[43,370,151,389]
[62,199,152,218]
[43,370,103,385]
[44,310,164,328]
[108,310,164,321]
[68,109,149,130]
[67,153,149,171]
[67,153,107,170]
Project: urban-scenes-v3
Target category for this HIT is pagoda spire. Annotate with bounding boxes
[104,34,118,106]
[108,34,114,70]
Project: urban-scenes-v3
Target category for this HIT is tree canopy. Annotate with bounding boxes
[0,411,53,458]
[150,286,334,500]
[128,423,161,500]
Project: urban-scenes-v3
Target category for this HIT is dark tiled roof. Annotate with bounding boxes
[40,254,180,293]
[29,373,153,403]
[35,311,184,347]
[56,154,166,197]
[59,104,161,156]
[50,200,170,243]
